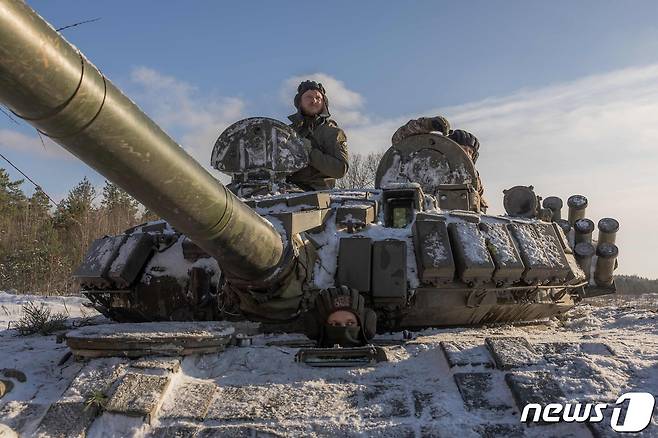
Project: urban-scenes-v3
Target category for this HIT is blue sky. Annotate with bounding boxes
[11,1,658,115]
[29,0,658,107]
[2,1,658,277]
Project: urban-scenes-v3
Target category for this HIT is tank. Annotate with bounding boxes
[0,0,620,333]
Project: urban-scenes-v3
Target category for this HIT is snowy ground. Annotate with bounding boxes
[0,291,657,437]
[0,292,106,436]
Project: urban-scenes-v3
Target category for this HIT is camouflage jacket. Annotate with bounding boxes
[287,112,349,190]
[391,116,488,213]
[474,170,488,213]
[391,116,451,145]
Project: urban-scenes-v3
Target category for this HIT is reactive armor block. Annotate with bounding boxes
[508,223,570,285]
[75,234,154,290]
[447,223,496,286]
[412,218,455,285]
[478,223,525,286]
[371,240,408,302]
[337,237,373,292]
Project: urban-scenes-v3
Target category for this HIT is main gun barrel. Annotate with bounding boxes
[0,0,284,281]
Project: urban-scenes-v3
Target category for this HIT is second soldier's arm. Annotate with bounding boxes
[391,116,451,145]
[476,171,488,213]
[308,129,349,178]
[479,186,488,212]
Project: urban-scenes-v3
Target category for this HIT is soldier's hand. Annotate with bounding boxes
[301,138,313,156]
[430,116,450,135]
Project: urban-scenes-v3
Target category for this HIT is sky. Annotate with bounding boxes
[2,1,658,277]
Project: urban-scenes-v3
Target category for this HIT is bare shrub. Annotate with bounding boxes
[336,151,384,189]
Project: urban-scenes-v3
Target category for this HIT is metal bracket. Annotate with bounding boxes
[295,345,388,367]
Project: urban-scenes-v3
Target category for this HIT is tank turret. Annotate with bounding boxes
[211,117,310,197]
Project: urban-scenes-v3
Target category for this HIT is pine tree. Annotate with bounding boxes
[53,178,99,291]
[0,172,146,295]
[0,169,30,291]
[100,181,139,234]
[55,177,96,224]
[28,187,51,220]
[27,188,67,294]
[0,168,27,217]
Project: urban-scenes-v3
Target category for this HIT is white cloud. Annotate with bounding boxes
[281,73,370,126]
[443,63,658,166]
[0,128,74,159]
[129,66,244,180]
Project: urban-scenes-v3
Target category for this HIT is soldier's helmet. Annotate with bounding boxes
[304,286,377,347]
[449,129,480,163]
[294,80,330,116]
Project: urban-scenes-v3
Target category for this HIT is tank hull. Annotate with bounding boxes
[78,187,588,331]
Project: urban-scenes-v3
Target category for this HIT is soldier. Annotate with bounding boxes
[287,80,349,191]
[391,116,487,212]
[304,286,377,347]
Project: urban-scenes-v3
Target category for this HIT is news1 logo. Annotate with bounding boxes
[520,392,656,432]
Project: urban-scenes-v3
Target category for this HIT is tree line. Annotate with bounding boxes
[613,275,658,295]
[0,168,156,295]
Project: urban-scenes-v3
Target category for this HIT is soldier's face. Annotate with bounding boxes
[300,89,324,116]
[327,310,358,327]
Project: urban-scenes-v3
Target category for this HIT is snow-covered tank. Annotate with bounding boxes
[75,116,620,331]
[0,0,619,333]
